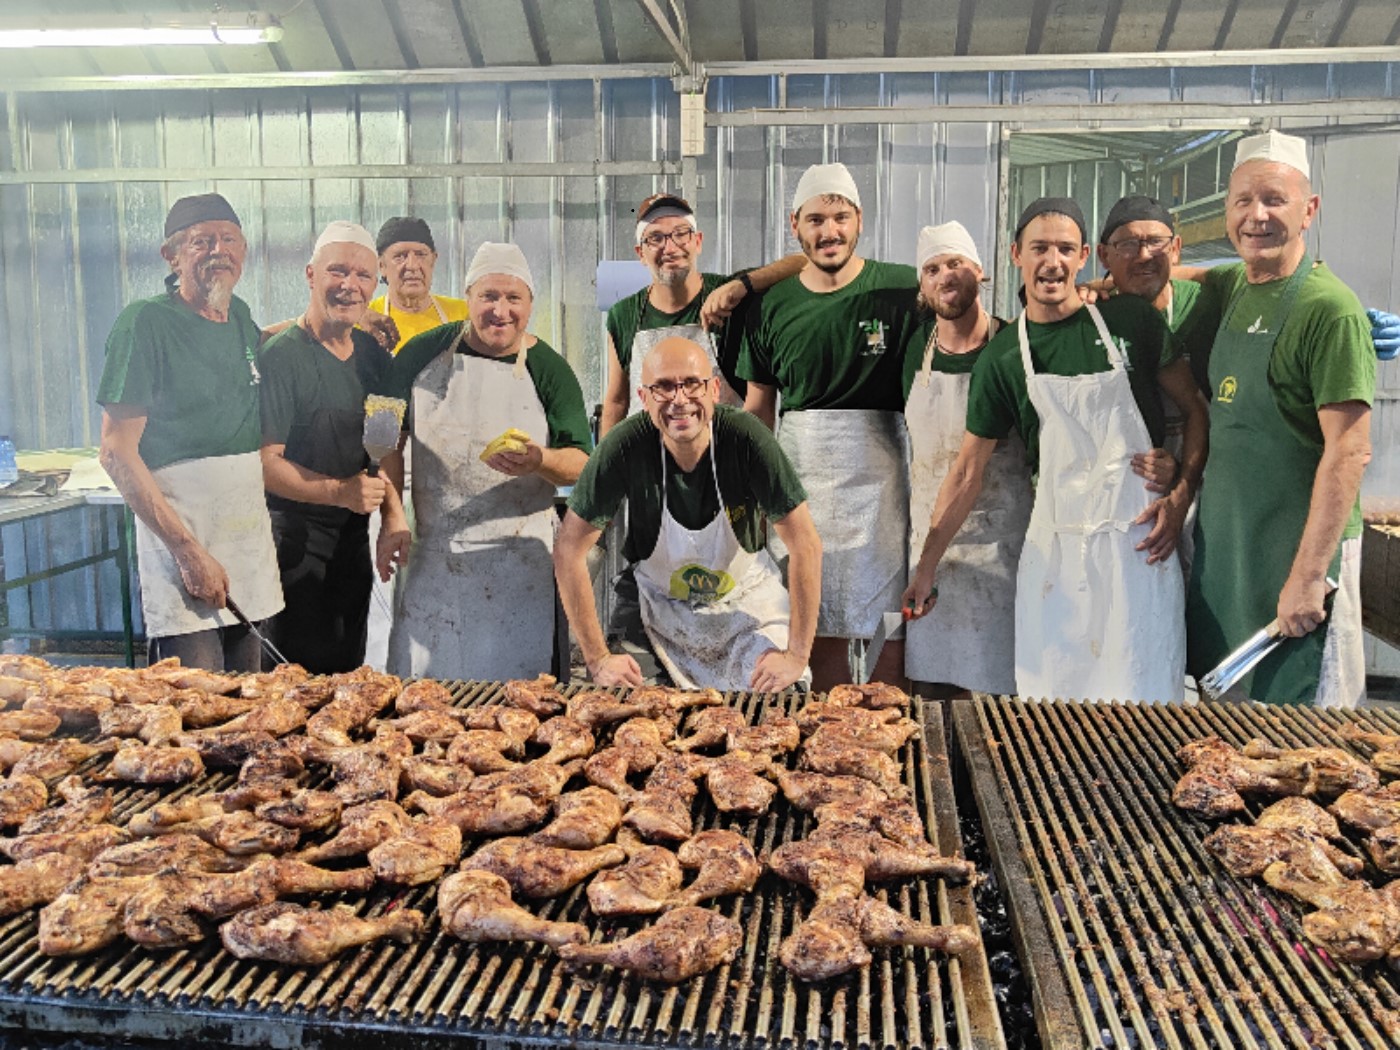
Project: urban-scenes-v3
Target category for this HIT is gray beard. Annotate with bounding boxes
[654,265,691,287]
[203,275,235,314]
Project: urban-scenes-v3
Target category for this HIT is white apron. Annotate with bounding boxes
[387,335,556,681]
[904,324,1031,693]
[1014,305,1186,703]
[771,409,909,639]
[633,427,800,691]
[134,451,283,638]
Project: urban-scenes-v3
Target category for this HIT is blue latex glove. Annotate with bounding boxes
[1369,308,1400,361]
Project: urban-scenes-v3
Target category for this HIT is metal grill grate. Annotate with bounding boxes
[954,697,1400,1050]
[0,686,1001,1050]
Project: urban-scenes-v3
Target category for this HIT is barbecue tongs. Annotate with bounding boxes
[226,596,289,666]
[1199,577,1338,700]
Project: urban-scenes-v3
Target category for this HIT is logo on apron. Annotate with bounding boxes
[669,563,736,604]
[859,320,887,356]
[1218,376,1238,404]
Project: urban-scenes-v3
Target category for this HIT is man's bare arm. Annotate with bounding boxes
[770,503,821,660]
[260,443,387,515]
[700,253,807,330]
[99,405,229,607]
[600,334,630,436]
[554,509,641,686]
[903,433,999,617]
[1277,400,1372,637]
[744,381,778,431]
[1134,359,1210,563]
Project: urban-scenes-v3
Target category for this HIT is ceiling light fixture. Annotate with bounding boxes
[0,12,283,48]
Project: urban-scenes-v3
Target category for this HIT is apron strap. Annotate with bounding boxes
[656,422,723,519]
[1218,254,1314,334]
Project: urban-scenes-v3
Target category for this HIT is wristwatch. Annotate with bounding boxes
[737,271,755,295]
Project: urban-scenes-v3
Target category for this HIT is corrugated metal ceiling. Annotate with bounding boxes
[0,0,1397,80]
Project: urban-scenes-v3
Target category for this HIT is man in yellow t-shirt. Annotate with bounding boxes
[366,217,468,353]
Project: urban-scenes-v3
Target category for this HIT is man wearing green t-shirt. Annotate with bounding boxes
[377,242,592,682]
[599,193,805,681]
[901,222,1027,696]
[97,193,283,672]
[1186,131,1375,707]
[258,221,408,674]
[906,198,1209,703]
[557,336,820,692]
[739,162,921,691]
[601,192,805,435]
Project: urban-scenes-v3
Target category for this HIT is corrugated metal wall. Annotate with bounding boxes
[1,62,1398,641]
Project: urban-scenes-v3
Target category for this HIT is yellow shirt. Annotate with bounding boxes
[367,294,469,354]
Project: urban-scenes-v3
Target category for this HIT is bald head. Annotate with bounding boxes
[641,336,711,385]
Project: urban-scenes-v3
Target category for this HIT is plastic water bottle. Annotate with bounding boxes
[0,436,17,485]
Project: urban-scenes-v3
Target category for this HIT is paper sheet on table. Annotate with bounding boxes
[59,456,116,491]
[15,450,90,473]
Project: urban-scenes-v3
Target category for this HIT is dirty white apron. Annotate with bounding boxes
[627,324,718,414]
[633,426,800,691]
[134,451,283,637]
[904,323,1031,693]
[387,334,556,681]
[1014,305,1186,702]
[771,409,909,639]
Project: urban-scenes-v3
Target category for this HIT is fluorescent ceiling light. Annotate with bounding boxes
[0,12,283,48]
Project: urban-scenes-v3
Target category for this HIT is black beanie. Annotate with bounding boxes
[376,216,435,255]
[164,193,240,238]
[1013,197,1087,245]
[1100,196,1175,243]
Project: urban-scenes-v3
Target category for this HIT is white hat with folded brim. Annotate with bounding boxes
[791,163,862,215]
[312,220,377,258]
[917,222,982,271]
[465,241,536,294]
[1232,130,1310,180]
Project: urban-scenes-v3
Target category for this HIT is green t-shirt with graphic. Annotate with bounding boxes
[568,405,807,563]
[607,272,750,398]
[1202,260,1375,538]
[965,297,1179,476]
[97,292,263,472]
[380,322,593,453]
[738,260,920,412]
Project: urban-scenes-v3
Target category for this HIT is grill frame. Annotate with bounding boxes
[954,696,1400,1050]
[0,683,1001,1050]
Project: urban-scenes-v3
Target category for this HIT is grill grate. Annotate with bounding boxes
[954,697,1400,1050]
[0,685,1001,1050]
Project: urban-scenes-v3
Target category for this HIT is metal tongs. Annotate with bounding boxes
[226,596,290,667]
[1199,577,1339,699]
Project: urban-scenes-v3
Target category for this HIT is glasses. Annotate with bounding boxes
[1107,235,1174,257]
[644,376,712,401]
[640,227,696,251]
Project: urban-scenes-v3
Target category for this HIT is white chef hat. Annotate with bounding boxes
[312,220,377,259]
[465,241,536,295]
[916,222,982,271]
[1232,130,1310,180]
[791,163,862,215]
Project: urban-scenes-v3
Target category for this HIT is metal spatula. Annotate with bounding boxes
[362,395,407,477]
[1199,577,1338,699]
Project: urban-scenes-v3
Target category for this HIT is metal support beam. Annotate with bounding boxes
[0,160,685,186]
[0,64,675,93]
[707,97,1400,128]
[704,45,1400,77]
[634,0,691,73]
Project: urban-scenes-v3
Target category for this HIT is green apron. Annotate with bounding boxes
[1186,255,1339,704]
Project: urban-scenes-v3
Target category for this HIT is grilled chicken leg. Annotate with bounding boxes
[438,869,587,946]
[460,837,626,898]
[556,906,742,983]
[220,901,424,965]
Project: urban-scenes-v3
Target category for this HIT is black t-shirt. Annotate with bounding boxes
[258,324,391,524]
